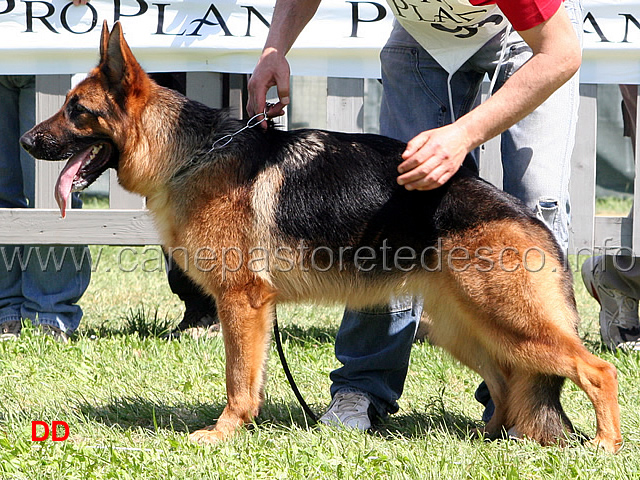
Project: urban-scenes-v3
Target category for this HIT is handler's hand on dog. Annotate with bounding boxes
[247,47,291,129]
[398,123,470,191]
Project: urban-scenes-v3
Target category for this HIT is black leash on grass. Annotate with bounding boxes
[273,312,319,423]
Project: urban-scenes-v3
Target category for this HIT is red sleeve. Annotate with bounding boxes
[469,0,562,31]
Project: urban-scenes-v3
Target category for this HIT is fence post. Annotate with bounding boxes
[633,86,640,256]
[34,75,72,209]
[226,73,245,119]
[109,171,145,209]
[326,78,364,133]
[569,84,598,255]
[186,72,224,108]
[478,82,503,188]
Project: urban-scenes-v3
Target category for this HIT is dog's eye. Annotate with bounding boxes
[74,103,90,114]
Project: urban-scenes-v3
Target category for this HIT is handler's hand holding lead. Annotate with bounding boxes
[247,47,291,129]
[397,123,470,191]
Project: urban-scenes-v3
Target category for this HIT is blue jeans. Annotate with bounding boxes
[330,0,583,416]
[0,75,91,334]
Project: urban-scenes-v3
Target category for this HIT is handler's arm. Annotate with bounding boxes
[397,4,582,191]
[246,0,322,121]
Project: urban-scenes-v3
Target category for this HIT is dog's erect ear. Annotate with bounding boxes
[99,21,150,100]
[99,20,109,64]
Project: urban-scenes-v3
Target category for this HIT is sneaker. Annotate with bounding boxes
[164,310,220,340]
[0,320,21,341]
[39,325,69,343]
[319,391,375,430]
[581,256,640,350]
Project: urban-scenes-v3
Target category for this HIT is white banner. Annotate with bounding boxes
[0,0,638,83]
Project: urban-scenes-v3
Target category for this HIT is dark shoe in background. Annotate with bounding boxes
[165,308,220,340]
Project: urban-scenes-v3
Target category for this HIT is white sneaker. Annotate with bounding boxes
[319,391,373,430]
[581,256,640,350]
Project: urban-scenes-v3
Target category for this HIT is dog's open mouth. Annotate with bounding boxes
[55,142,113,217]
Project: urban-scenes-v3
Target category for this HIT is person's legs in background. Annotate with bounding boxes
[321,22,486,428]
[496,37,579,254]
[148,73,221,339]
[582,254,640,349]
[22,242,90,338]
[165,257,220,339]
[0,75,29,338]
[0,75,91,341]
[581,84,640,350]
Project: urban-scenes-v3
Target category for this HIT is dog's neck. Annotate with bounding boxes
[116,84,262,200]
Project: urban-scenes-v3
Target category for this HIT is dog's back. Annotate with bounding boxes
[174,122,566,306]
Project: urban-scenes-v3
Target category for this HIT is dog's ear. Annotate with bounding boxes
[99,20,109,64]
[100,21,150,101]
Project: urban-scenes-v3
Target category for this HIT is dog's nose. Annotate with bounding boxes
[20,133,35,153]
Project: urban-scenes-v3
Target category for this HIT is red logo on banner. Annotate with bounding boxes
[31,421,69,441]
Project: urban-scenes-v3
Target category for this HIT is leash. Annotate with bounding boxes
[208,111,267,152]
[273,311,319,423]
[208,103,275,152]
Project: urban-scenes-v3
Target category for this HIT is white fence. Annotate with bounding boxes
[0,74,638,256]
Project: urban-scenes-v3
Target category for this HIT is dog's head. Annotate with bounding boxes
[20,21,152,217]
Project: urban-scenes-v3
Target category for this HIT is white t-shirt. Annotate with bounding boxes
[385,0,507,73]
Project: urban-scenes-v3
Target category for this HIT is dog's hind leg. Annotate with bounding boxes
[463,325,621,452]
[544,342,622,453]
[503,338,622,453]
[189,282,275,444]
[423,303,510,439]
[474,367,510,439]
[482,305,622,452]
[504,372,574,446]
[478,307,621,451]
[438,224,622,452]
[491,270,622,452]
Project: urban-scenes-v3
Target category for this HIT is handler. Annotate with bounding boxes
[248,0,582,429]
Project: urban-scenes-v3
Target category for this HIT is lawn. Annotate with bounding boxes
[1,246,639,479]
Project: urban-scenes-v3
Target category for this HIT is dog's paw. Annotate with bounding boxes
[588,435,623,454]
[189,425,227,444]
[469,426,499,441]
[469,426,485,440]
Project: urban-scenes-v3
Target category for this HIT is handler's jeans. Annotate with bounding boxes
[330,0,583,417]
[0,75,91,335]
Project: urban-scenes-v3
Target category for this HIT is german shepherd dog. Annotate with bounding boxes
[21,22,622,452]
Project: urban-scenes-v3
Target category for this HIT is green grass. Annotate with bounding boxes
[595,196,633,217]
[78,193,110,210]
[1,248,639,479]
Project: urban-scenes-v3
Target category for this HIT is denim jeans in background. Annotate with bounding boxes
[330,0,583,417]
[0,75,91,335]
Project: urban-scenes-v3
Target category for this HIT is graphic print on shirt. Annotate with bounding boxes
[385,0,507,73]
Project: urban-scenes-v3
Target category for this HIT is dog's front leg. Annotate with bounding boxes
[189,283,275,444]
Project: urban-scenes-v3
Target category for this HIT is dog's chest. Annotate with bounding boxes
[146,191,181,249]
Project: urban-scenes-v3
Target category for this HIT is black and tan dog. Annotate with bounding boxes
[21,22,622,452]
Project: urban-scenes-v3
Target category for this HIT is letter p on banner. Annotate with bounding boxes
[31,421,49,441]
[52,421,70,441]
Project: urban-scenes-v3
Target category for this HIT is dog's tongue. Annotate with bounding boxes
[55,155,85,218]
